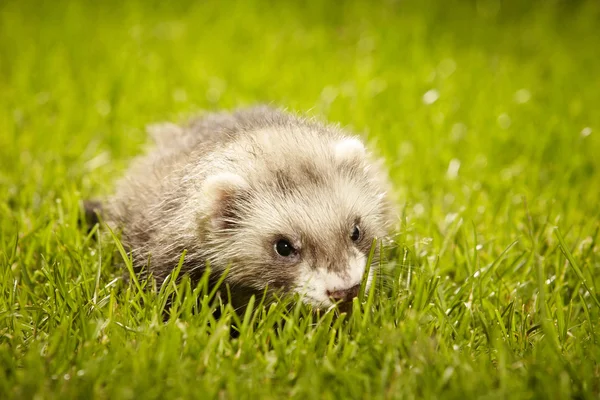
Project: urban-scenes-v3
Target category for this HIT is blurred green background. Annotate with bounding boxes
[1,0,599,398]
[1,0,599,228]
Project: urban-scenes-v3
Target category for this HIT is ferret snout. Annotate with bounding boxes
[327,284,361,303]
[296,252,369,307]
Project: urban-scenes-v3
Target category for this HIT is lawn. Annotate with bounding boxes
[1,0,599,398]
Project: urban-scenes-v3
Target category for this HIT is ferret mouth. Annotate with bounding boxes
[326,283,361,303]
[299,297,358,315]
[296,283,364,311]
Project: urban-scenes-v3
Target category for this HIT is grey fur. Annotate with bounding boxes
[103,106,394,307]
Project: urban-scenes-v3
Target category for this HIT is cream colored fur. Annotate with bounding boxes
[105,106,393,308]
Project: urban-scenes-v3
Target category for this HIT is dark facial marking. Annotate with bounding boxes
[275,168,295,192]
[299,161,326,185]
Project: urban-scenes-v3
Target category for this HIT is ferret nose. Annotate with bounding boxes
[327,284,361,303]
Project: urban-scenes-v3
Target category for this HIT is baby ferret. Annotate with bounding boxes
[100,106,393,309]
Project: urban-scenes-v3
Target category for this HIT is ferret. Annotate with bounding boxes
[96,106,394,309]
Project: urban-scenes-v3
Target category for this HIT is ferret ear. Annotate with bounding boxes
[201,172,248,231]
[333,137,366,165]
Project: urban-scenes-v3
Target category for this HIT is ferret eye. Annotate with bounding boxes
[350,225,361,242]
[275,239,295,257]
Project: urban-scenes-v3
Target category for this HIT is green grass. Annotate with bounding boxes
[1,0,600,398]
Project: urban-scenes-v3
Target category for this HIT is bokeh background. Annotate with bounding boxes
[1,0,599,398]
[2,0,599,225]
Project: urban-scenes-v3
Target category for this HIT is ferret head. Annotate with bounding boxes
[197,131,393,309]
